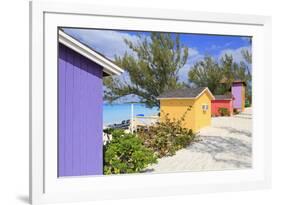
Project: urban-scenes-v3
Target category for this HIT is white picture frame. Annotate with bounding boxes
[29,1,272,204]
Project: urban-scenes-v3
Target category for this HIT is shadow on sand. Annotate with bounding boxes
[215,126,252,138]
[188,135,252,168]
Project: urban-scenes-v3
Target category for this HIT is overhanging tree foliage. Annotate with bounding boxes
[241,37,252,67]
[242,49,252,65]
[241,49,252,105]
[187,56,223,94]
[103,33,189,108]
[188,54,251,95]
[241,38,252,105]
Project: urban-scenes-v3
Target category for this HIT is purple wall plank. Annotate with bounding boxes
[232,83,242,109]
[58,43,66,176]
[58,43,103,177]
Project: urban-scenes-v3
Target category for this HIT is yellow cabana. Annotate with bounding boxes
[157,87,215,132]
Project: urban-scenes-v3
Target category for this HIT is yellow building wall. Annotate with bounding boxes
[159,99,196,131]
[193,92,212,131]
[159,91,213,132]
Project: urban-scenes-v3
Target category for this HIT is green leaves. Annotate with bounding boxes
[218,107,230,116]
[188,54,251,96]
[103,130,157,175]
[103,108,196,174]
[138,110,196,158]
[103,33,189,108]
[188,56,223,94]
[242,49,252,65]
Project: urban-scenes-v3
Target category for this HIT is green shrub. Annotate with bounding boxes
[233,108,240,115]
[218,107,230,116]
[103,129,157,175]
[245,100,251,107]
[137,110,196,158]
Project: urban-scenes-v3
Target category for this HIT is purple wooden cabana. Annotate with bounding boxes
[231,80,246,112]
[58,31,123,177]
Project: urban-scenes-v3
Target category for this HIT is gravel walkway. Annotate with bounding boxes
[145,108,252,173]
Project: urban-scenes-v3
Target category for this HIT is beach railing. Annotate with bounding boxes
[131,115,159,132]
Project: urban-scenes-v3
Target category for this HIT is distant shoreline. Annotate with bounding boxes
[103,102,143,105]
[103,103,159,126]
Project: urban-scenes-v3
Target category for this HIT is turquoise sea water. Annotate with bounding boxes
[103,103,158,125]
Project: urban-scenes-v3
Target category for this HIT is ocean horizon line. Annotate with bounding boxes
[103,103,159,125]
[103,102,144,105]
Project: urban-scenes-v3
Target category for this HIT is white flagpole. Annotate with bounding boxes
[131,103,134,133]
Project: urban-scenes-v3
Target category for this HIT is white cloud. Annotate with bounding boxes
[188,47,199,57]
[189,48,203,63]
[209,44,221,50]
[178,64,192,82]
[178,47,204,82]
[241,37,251,42]
[62,29,204,83]
[63,28,140,60]
[178,45,253,82]
[219,46,251,63]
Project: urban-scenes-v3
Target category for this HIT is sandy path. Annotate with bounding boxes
[145,108,252,173]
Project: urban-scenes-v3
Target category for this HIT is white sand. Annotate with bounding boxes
[145,108,252,173]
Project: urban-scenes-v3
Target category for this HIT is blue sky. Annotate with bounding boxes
[63,28,251,83]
